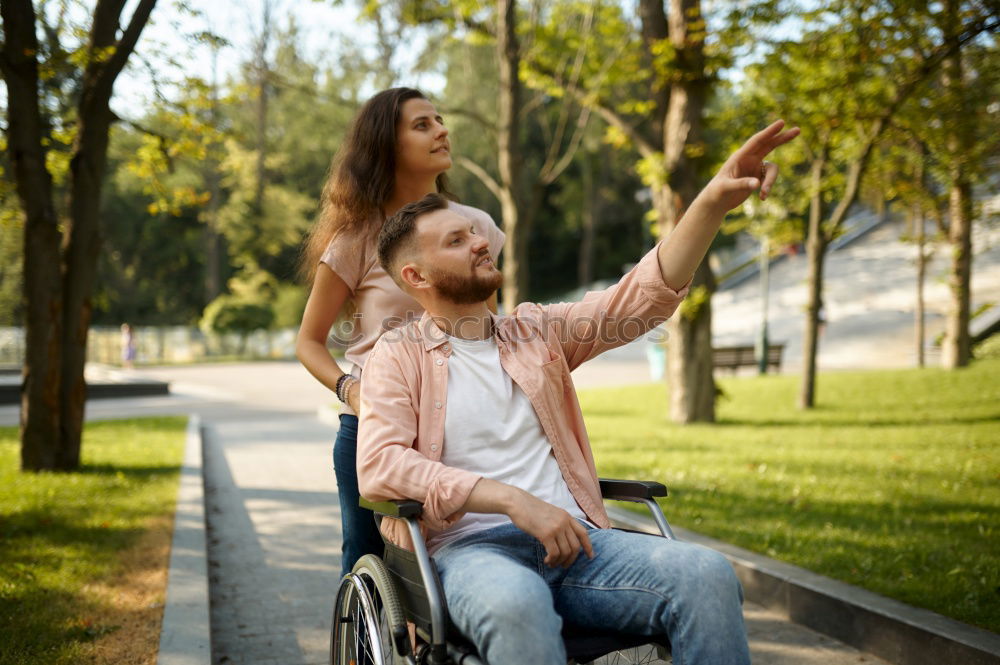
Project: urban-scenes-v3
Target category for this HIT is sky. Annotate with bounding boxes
[115,0,440,116]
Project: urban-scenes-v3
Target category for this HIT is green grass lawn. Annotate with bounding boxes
[581,358,1000,633]
[0,417,187,665]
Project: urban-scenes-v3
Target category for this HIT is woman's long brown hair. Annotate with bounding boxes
[299,87,455,283]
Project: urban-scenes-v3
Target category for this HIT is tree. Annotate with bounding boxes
[866,133,943,368]
[740,1,998,407]
[1,0,158,471]
[934,0,1000,368]
[529,0,722,422]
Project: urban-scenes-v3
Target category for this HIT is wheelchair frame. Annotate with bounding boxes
[330,478,676,665]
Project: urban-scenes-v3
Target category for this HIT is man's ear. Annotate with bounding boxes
[400,262,429,291]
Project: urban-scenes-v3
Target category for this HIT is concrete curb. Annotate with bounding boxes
[157,414,211,665]
[606,505,1000,665]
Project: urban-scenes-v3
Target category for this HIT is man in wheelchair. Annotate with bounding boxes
[355,122,798,665]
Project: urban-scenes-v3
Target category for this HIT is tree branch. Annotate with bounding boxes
[438,105,497,138]
[109,110,175,170]
[537,7,594,180]
[527,59,656,158]
[93,0,157,97]
[455,155,503,203]
[541,106,591,185]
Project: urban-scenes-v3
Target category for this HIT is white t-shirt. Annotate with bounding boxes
[426,334,588,554]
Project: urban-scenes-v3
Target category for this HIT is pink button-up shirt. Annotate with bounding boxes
[357,241,689,550]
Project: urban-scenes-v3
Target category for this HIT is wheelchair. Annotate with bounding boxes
[330,478,676,665]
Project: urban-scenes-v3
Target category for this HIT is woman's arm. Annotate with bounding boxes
[296,263,361,412]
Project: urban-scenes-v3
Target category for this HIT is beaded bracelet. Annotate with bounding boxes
[334,374,348,400]
[336,375,359,404]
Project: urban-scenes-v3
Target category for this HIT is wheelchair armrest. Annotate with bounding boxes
[359,496,425,519]
[599,478,668,501]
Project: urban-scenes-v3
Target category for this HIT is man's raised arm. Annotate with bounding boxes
[536,121,798,370]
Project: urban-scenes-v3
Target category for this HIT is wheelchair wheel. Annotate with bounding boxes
[590,644,671,664]
[331,554,413,665]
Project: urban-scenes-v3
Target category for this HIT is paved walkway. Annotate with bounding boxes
[0,361,890,664]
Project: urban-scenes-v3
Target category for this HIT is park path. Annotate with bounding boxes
[0,360,890,664]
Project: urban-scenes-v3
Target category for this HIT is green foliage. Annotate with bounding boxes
[200,295,275,337]
[525,1,647,116]
[582,359,1000,632]
[5,0,992,332]
[677,284,711,321]
[272,283,308,329]
[973,333,1000,359]
[87,17,369,325]
[215,139,314,268]
[94,127,211,326]
[0,417,186,665]
[736,1,999,237]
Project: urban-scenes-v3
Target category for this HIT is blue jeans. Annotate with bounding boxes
[333,414,384,577]
[433,522,750,665]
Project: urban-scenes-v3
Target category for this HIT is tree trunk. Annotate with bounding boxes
[59,108,115,468]
[913,206,927,368]
[253,8,270,218]
[798,154,828,409]
[637,0,669,141]
[942,176,973,368]
[578,154,596,288]
[205,42,224,302]
[2,0,64,470]
[497,0,524,313]
[940,18,973,369]
[667,261,716,422]
[659,0,712,423]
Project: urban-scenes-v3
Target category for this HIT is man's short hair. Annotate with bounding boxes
[378,193,449,287]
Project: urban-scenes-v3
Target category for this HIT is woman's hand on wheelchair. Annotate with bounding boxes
[508,490,595,568]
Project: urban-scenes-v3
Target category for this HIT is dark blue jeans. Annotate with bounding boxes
[333,414,384,577]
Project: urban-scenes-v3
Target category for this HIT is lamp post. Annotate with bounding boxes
[756,234,771,375]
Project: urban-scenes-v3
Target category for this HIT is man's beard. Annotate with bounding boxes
[430,265,503,305]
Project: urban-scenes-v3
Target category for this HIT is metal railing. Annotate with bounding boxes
[0,326,313,367]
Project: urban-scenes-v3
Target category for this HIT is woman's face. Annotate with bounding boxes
[395,97,451,180]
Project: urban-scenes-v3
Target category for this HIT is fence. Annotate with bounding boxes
[0,326,313,367]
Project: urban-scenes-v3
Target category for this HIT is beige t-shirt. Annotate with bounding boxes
[321,201,505,411]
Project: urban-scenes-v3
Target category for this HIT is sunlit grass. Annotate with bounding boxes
[582,358,1000,632]
[0,417,186,665]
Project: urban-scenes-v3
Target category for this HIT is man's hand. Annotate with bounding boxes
[462,478,594,568]
[702,119,801,214]
[655,119,799,289]
[507,489,595,568]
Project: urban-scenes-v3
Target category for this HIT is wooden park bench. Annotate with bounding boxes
[712,343,785,373]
